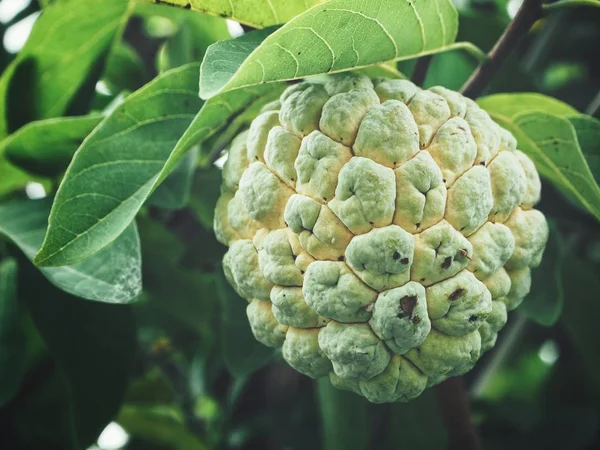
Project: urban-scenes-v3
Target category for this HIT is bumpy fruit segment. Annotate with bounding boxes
[215,72,548,403]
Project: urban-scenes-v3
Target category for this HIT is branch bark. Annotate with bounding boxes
[461,0,544,99]
[411,55,433,86]
[435,377,481,450]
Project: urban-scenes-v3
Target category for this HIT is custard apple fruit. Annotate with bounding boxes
[214,72,548,403]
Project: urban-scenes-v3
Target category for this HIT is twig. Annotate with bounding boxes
[435,377,481,450]
[411,55,433,86]
[470,314,528,398]
[585,89,600,116]
[461,0,544,99]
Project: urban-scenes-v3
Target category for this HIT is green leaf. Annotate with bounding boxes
[158,14,230,72]
[0,157,36,197]
[477,93,578,118]
[103,42,149,93]
[0,0,131,138]
[34,64,203,267]
[544,0,600,12]
[520,222,565,326]
[479,94,600,221]
[199,0,459,99]
[0,258,27,408]
[0,198,141,303]
[568,114,600,179]
[118,404,208,450]
[0,115,102,177]
[317,377,370,450]
[149,146,199,209]
[149,0,322,28]
[24,279,136,448]
[216,273,273,378]
[513,112,600,221]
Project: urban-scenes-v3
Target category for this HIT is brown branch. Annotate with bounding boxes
[435,377,481,450]
[460,0,544,99]
[411,55,433,86]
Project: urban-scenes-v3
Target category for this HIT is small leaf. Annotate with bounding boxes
[216,273,273,378]
[520,222,565,326]
[0,258,27,408]
[34,64,203,267]
[157,14,230,72]
[0,198,141,303]
[103,42,149,93]
[477,93,578,118]
[317,377,370,450]
[117,404,209,450]
[199,0,459,99]
[149,0,322,28]
[0,0,131,137]
[149,146,199,209]
[0,115,102,177]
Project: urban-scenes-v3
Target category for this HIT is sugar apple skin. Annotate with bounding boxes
[215,72,548,403]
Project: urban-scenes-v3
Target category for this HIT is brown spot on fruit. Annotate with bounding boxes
[449,288,464,301]
[400,257,409,265]
[397,295,418,319]
[393,251,400,260]
[441,256,452,269]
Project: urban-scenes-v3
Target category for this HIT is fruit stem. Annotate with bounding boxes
[411,55,433,86]
[460,0,544,99]
[435,377,481,450]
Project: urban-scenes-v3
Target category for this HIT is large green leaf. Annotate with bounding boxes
[513,112,600,221]
[568,114,600,178]
[477,93,578,118]
[199,0,459,99]
[23,276,136,448]
[35,63,281,267]
[0,115,102,177]
[149,0,322,28]
[478,94,600,221]
[0,198,141,303]
[520,222,565,326]
[216,273,273,378]
[0,0,131,138]
[34,64,202,267]
[0,258,26,408]
[317,378,370,450]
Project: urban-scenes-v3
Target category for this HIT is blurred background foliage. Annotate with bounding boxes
[0,0,598,449]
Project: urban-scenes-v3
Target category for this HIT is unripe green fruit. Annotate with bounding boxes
[214,72,548,403]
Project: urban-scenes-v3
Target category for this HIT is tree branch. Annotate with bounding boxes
[461,0,544,99]
[411,55,433,86]
[435,377,481,450]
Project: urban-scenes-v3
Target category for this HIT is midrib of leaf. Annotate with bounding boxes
[490,111,600,220]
